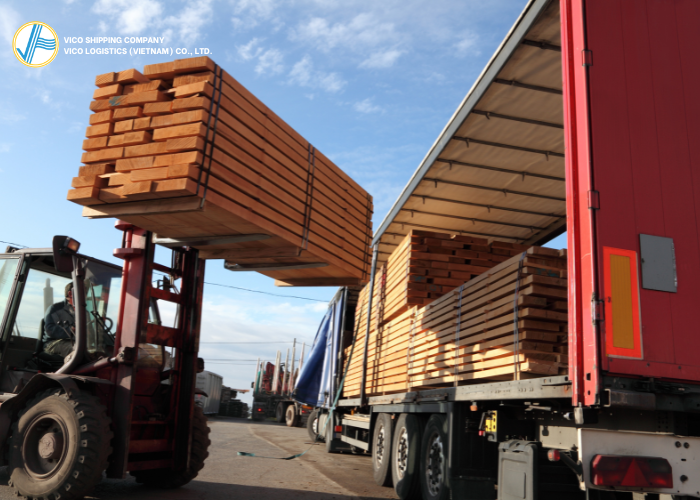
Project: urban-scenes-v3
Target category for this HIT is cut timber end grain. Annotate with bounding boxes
[107,131,152,147]
[93,84,122,100]
[173,56,215,74]
[123,80,166,94]
[89,100,111,113]
[144,102,173,116]
[95,72,116,87]
[116,68,149,84]
[152,123,206,141]
[123,180,153,196]
[167,164,199,179]
[114,120,134,134]
[67,186,103,205]
[164,136,204,153]
[113,106,144,120]
[171,96,209,113]
[150,109,207,129]
[81,147,124,163]
[129,166,169,182]
[133,117,152,131]
[172,72,214,87]
[85,123,114,138]
[71,175,108,188]
[83,137,108,151]
[174,81,213,99]
[126,91,170,106]
[143,61,175,80]
[89,110,113,125]
[79,163,114,176]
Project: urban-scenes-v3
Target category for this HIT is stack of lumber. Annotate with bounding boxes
[67,57,372,286]
[375,230,525,324]
[341,242,568,398]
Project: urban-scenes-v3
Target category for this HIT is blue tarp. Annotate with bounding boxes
[293,289,345,408]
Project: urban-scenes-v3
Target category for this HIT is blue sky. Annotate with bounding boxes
[0,0,563,405]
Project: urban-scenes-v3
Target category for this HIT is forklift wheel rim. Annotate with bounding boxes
[21,412,69,480]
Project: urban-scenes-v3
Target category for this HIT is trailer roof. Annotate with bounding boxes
[372,0,564,262]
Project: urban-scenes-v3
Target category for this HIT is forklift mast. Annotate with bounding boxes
[107,220,205,477]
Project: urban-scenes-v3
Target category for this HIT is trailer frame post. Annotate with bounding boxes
[360,245,379,407]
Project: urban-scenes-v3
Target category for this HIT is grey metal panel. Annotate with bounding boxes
[452,375,571,401]
[371,402,452,414]
[498,441,538,500]
[371,0,553,247]
[342,418,370,430]
[337,398,361,407]
[639,234,677,293]
[340,435,369,450]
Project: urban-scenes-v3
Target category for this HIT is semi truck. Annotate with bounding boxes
[195,370,224,415]
[303,1,700,499]
[251,340,309,425]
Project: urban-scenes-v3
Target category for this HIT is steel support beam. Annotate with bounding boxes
[494,78,563,95]
[399,208,549,230]
[436,157,565,181]
[453,136,565,159]
[410,194,564,218]
[471,109,564,129]
[522,39,562,52]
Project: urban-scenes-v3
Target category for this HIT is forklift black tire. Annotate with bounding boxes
[285,405,299,427]
[276,403,285,423]
[391,414,423,500]
[7,388,113,500]
[131,406,210,488]
[419,414,449,500]
[307,409,325,443]
[372,413,394,487]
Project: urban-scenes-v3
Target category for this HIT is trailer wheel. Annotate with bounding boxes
[285,405,299,427]
[420,414,449,500]
[131,406,211,488]
[307,410,325,443]
[372,413,394,487]
[276,403,286,423]
[392,414,422,500]
[7,388,113,500]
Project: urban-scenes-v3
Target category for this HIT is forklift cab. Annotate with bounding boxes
[0,241,122,391]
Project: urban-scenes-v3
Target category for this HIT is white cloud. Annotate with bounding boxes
[39,91,50,104]
[0,143,10,153]
[236,37,263,61]
[359,48,402,69]
[354,98,382,114]
[289,55,345,93]
[0,4,21,45]
[290,13,399,53]
[92,0,163,34]
[97,20,108,33]
[231,0,279,31]
[64,0,78,4]
[255,48,283,75]
[163,0,213,45]
[454,31,480,57]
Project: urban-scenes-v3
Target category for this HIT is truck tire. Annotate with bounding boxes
[307,409,325,443]
[276,403,285,423]
[372,413,394,487]
[392,414,422,500]
[7,387,113,500]
[131,406,210,488]
[420,414,449,500]
[285,405,299,427]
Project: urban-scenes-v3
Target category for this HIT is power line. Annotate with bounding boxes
[203,281,328,303]
[200,341,297,344]
[0,240,27,248]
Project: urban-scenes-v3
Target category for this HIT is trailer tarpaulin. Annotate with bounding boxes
[294,289,344,408]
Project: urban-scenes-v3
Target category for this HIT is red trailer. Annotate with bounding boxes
[316,1,700,499]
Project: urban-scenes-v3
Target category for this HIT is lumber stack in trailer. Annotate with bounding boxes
[340,242,568,398]
[375,230,524,325]
[67,57,373,286]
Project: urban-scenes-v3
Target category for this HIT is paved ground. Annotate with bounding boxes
[0,416,398,500]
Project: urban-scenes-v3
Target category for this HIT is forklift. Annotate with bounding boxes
[0,221,210,499]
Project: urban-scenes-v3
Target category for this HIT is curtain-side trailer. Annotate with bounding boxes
[314,1,700,499]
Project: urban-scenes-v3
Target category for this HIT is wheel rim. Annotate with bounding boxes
[312,416,318,436]
[425,431,444,496]
[396,426,409,480]
[22,412,69,480]
[375,425,386,465]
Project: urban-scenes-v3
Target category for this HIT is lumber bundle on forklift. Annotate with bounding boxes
[341,234,568,398]
[67,57,373,286]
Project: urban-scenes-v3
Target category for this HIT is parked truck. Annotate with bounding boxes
[299,1,700,499]
[251,340,310,425]
[195,370,223,415]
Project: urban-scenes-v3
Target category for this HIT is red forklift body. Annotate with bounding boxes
[564,0,700,405]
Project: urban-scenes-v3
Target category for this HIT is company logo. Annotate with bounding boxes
[13,22,59,67]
